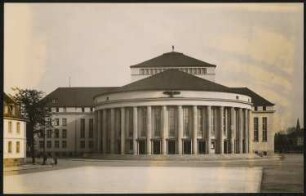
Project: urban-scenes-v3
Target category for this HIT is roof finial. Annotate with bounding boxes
[172,45,174,52]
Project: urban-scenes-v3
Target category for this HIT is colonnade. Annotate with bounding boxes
[95,105,251,155]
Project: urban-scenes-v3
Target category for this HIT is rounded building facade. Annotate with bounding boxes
[94,69,252,155]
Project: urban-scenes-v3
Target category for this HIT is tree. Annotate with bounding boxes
[12,88,52,164]
[296,118,301,132]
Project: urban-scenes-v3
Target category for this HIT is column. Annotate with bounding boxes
[133,107,138,155]
[245,109,249,153]
[207,106,212,154]
[220,106,224,154]
[110,108,115,154]
[162,106,168,155]
[147,106,152,155]
[231,107,236,154]
[224,108,228,154]
[178,105,183,155]
[102,109,107,154]
[192,106,198,154]
[96,111,101,152]
[239,108,243,153]
[120,108,125,154]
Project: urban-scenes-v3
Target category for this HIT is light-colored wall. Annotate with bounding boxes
[95,90,252,110]
[3,119,26,159]
[37,110,95,155]
[130,67,216,82]
[249,108,275,154]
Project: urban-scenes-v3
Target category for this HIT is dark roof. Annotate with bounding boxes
[3,93,16,104]
[130,51,216,68]
[100,69,236,95]
[230,87,275,106]
[43,87,118,107]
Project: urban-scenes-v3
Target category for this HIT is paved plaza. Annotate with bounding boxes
[3,154,304,193]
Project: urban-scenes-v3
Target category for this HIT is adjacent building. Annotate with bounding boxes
[37,51,275,156]
[3,93,27,166]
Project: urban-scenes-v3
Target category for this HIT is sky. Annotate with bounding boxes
[4,3,304,131]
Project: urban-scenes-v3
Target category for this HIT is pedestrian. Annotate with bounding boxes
[53,153,58,166]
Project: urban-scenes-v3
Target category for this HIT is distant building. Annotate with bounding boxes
[37,51,276,156]
[3,93,27,166]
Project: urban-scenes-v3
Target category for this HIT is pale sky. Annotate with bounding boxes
[4,3,304,131]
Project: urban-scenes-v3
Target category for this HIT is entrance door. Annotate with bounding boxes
[183,140,191,154]
[168,140,176,154]
[153,141,161,154]
[138,140,146,154]
[198,141,206,154]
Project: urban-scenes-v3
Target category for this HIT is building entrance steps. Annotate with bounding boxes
[81,153,281,161]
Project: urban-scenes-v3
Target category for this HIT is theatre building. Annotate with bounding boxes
[38,51,275,156]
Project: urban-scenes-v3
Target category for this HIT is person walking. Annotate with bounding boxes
[52,152,58,166]
[42,153,48,165]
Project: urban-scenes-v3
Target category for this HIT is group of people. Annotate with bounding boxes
[40,152,58,166]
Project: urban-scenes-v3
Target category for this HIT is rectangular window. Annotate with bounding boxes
[80,141,85,149]
[89,141,94,149]
[212,108,218,137]
[17,122,20,134]
[62,118,67,126]
[55,118,60,126]
[115,109,121,139]
[137,107,147,137]
[262,117,267,142]
[62,141,67,148]
[254,117,259,142]
[47,141,52,148]
[197,108,204,136]
[125,108,133,138]
[62,129,67,138]
[80,118,85,138]
[168,107,178,137]
[55,141,59,148]
[82,107,85,112]
[39,141,44,148]
[254,107,258,111]
[263,106,266,111]
[47,130,52,138]
[183,107,192,137]
[8,141,12,153]
[89,118,94,138]
[152,107,161,137]
[8,121,12,133]
[54,129,59,138]
[56,107,59,112]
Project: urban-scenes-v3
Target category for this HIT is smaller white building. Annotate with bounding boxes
[3,93,27,166]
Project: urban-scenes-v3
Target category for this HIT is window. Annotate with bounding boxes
[17,122,20,134]
[47,141,52,148]
[263,106,266,111]
[55,141,59,148]
[197,108,204,136]
[80,118,85,138]
[80,141,85,149]
[16,141,20,153]
[8,121,12,133]
[89,141,94,149]
[56,107,59,112]
[125,108,133,137]
[140,69,144,75]
[47,130,52,138]
[115,109,121,139]
[39,141,44,148]
[55,118,60,126]
[62,141,67,148]
[54,129,59,138]
[254,107,258,111]
[262,117,267,142]
[254,117,259,142]
[138,107,147,137]
[82,108,85,112]
[152,107,161,137]
[168,107,178,137]
[8,141,12,153]
[62,118,67,126]
[90,107,94,112]
[62,129,67,138]
[183,107,192,137]
[89,119,94,138]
